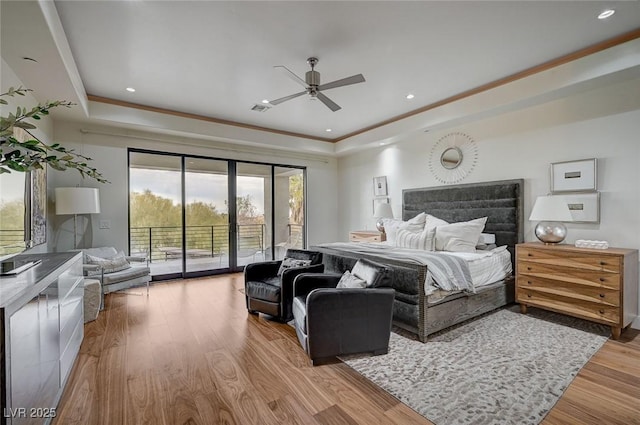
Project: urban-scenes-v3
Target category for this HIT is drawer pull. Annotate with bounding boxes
[527,281,532,285]
[599,278,605,282]
[599,293,605,298]
[527,253,532,257]
[527,267,531,271]
[600,261,606,266]
[527,294,531,298]
[599,309,605,314]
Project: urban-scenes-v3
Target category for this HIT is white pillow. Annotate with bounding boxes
[396,228,430,250]
[382,218,403,245]
[423,214,449,251]
[478,233,496,244]
[435,217,488,253]
[85,251,131,275]
[336,270,367,288]
[398,212,427,233]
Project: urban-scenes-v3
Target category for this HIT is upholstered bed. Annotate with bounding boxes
[315,179,523,342]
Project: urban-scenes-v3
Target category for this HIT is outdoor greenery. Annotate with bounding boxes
[0,86,107,182]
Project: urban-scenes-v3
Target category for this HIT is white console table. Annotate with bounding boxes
[0,252,84,425]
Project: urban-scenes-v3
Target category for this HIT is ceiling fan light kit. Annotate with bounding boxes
[268,57,365,112]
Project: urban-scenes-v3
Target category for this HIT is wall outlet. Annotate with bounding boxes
[99,220,111,229]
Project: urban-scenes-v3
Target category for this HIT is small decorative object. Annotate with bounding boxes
[575,239,609,249]
[529,195,573,244]
[373,201,393,232]
[563,192,600,223]
[428,131,478,184]
[550,158,597,193]
[55,187,101,249]
[373,176,388,196]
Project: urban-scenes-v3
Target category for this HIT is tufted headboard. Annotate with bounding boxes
[402,179,524,263]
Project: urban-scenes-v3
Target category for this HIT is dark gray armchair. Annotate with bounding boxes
[244,249,323,321]
[292,258,395,365]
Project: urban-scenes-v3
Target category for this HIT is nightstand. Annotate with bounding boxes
[516,242,638,340]
[349,230,386,243]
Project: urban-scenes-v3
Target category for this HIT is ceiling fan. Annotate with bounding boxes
[268,57,365,112]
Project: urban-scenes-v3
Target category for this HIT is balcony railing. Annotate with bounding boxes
[130,223,304,263]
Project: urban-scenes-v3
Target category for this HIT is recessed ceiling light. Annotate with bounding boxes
[261,99,270,104]
[598,9,615,19]
[406,94,415,100]
[126,87,136,92]
[326,128,332,132]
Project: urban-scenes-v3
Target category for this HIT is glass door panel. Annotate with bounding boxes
[236,163,272,268]
[129,152,183,277]
[274,167,305,260]
[185,158,229,273]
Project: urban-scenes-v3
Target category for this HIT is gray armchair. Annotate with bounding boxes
[79,247,151,295]
[244,249,323,322]
[292,258,395,365]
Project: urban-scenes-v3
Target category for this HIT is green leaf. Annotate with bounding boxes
[13,122,37,130]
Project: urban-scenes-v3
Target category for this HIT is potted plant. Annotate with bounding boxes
[1,86,107,183]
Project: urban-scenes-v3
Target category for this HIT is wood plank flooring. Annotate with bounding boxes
[54,274,640,425]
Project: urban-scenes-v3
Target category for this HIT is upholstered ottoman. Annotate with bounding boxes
[84,278,101,323]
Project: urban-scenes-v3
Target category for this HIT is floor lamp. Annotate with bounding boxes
[55,187,101,249]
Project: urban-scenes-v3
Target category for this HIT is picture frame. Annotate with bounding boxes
[562,192,600,224]
[373,176,388,197]
[550,158,597,193]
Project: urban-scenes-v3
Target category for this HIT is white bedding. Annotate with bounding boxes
[425,246,512,303]
[317,242,512,299]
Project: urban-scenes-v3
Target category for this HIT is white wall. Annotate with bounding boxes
[1,59,54,254]
[48,121,339,254]
[338,76,640,328]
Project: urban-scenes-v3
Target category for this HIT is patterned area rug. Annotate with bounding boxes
[342,306,609,425]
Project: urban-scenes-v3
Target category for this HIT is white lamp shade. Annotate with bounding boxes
[373,202,393,219]
[55,187,101,215]
[529,195,572,222]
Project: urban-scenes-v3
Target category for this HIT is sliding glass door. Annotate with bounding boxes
[185,157,229,273]
[129,149,305,280]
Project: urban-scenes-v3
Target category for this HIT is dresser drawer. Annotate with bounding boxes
[518,247,621,273]
[517,261,620,290]
[349,231,385,243]
[517,288,620,325]
[516,275,620,307]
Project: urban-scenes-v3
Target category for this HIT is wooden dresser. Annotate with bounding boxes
[349,230,386,243]
[516,242,638,339]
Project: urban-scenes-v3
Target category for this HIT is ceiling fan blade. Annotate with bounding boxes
[269,90,306,105]
[318,74,365,91]
[274,65,307,88]
[316,92,341,112]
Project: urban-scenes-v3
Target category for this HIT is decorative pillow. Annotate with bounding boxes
[478,233,496,245]
[398,212,427,233]
[85,251,131,275]
[336,270,367,288]
[423,214,449,251]
[382,218,403,245]
[396,228,430,250]
[435,217,488,253]
[277,257,312,276]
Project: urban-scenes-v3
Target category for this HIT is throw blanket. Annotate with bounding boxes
[317,242,474,292]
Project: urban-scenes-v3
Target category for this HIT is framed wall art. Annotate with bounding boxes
[562,192,600,223]
[373,176,388,197]
[550,158,597,193]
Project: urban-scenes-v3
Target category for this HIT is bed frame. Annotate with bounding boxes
[318,179,523,342]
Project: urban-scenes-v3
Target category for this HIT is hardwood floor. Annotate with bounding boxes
[54,274,640,425]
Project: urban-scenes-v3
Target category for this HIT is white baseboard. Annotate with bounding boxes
[632,316,640,330]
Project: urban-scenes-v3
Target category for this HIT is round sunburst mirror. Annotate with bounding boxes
[428,132,478,184]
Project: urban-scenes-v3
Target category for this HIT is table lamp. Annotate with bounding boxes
[373,202,393,233]
[529,195,572,244]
